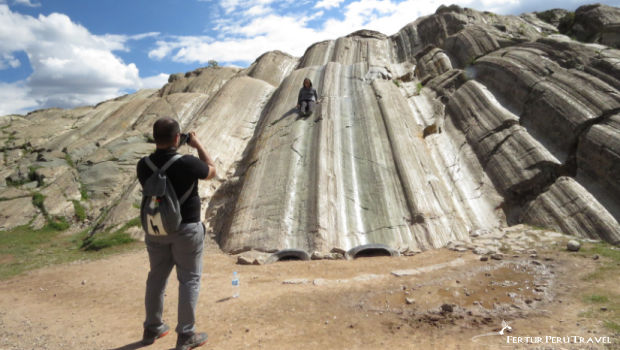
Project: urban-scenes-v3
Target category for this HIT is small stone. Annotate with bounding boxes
[81,280,86,285]
[237,256,254,265]
[283,279,309,285]
[491,254,503,260]
[531,260,542,266]
[508,292,518,299]
[600,307,608,312]
[441,304,454,313]
[480,256,489,262]
[567,240,581,252]
[406,297,415,305]
[330,247,346,255]
[530,254,538,258]
[592,255,599,260]
[311,251,324,260]
[525,299,533,304]
[473,247,489,255]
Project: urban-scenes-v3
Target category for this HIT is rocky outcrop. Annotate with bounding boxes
[572,4,620,48]
[1,4,619,250]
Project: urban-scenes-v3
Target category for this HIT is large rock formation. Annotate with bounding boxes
[1,4,619,254]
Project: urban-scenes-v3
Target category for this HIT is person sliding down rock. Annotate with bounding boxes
[296,78,320,117]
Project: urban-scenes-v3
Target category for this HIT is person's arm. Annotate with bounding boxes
[314,89,319,103]
[188,131,216,180]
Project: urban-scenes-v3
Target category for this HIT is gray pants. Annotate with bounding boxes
[144,222,205,335]
[300,100,315,116]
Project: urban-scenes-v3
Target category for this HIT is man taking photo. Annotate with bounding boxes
[136,117,216,350]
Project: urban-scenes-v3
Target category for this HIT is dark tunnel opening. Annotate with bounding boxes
[352,248,394,258]
[347,244,398,259]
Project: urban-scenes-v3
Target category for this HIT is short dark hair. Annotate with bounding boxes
[153,117,180,146]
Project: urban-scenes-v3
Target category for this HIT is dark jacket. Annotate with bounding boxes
[298,80,318,105]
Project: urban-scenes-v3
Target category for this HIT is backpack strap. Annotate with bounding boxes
[159,154,183,173]
[178,182,195,205]
[144,154,183,174]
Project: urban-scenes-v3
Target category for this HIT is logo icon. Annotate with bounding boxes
[499,320,512,335]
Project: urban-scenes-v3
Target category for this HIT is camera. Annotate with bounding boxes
[179,133,191,146]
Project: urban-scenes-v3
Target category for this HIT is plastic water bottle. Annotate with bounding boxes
[232,271,240,298]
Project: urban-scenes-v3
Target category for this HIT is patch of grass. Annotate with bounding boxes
[64,153,75,168]
[72,200,86,221]
[583,294,609,303]
[579,291,620,333]
[576,241,620,334]
[81,217,140,251]
[393,79,401,88]
[604,320,620,333]
[416,82,423,95]
[32,192,46,214]
[580,242,620,281]
[80,183,90,200]
[47,216,70,231]
[0,225,141,280]
[81,232,134,251]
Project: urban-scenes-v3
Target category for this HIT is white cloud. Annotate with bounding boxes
[153,0,620,68]
[0,81,37,115]
[315,0,345,9]
[140,73,170,89]
[13,0,40,7]
[0,53,20,69]
[0,5,165,114]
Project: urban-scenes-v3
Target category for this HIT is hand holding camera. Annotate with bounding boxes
[179,131,202,149]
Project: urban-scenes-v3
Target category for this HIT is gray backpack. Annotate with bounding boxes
[140,154,194,236]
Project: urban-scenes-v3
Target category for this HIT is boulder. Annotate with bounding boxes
[572,4,620,47]
[0,197,39,230]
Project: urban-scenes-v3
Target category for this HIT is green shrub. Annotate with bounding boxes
[47,216,70,231]
[64,153,75,168]
[80,184,89,200]
[32,192,46,214]
[558,12,575,34]
[72,200,86,221]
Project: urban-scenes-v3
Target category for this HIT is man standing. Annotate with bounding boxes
[136,117,216,350]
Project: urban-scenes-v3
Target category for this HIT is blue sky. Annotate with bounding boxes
[1,0,619,115]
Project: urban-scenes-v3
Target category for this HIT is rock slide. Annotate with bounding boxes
[1,4,619,257]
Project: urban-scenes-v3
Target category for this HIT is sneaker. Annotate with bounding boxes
[176,332,208,350]
[141,323,170,345]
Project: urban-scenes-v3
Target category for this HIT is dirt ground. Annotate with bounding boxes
[0,237,618,350]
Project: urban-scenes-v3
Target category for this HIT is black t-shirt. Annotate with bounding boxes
[137,148,209,223]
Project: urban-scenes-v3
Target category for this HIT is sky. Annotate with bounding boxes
[1,0,619,115]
